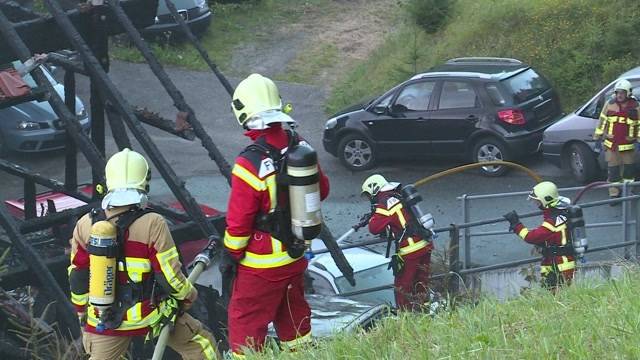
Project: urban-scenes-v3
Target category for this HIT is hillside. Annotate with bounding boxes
[248,271,640,359]
[327,0,640,114]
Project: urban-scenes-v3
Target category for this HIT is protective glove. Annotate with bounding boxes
[219,250,237,277]
[353,212,372,231]
[388,253,405,277]
[503,210,520,232]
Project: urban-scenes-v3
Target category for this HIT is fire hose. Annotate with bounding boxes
[151,241,214,360]
[332,161,543,244]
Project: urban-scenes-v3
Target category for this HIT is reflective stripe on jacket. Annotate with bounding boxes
[68,208,195,336]
[514,208,575,271]
[223,127,330,280]
[595,98,640,151]
[368,190,433,259]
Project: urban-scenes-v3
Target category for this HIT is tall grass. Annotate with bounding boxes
[248,271,640,359]
[327,0,640,115]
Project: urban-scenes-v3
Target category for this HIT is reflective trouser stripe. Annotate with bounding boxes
[280,331,312,350]
[541,259,576,275]
[87,304,161,331]
[71,292,88,306]
[192,333,217,360]
[239,250,299,269]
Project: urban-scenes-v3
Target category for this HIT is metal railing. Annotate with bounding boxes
[324,182,640,298]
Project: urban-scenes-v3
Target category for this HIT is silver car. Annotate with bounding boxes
[543,67,640,183]
[0,63,89,155]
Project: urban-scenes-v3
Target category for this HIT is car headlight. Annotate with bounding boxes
[325,117,337,130]
[16,121,41,131]
[77,108,87,119]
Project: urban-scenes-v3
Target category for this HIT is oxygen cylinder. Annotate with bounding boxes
[287,143,322,245]
[568,206,588,260]
[88,221,118,322]
[401,184,435,236]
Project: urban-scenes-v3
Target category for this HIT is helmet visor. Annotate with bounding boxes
[244,109,296,129]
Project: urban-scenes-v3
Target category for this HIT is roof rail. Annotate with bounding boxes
[410,71,492,80]
[446,57,523,64]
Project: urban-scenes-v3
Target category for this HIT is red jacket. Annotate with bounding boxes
[514,208,575,269]
[224,125,330,281]
[368,188,432,260]
[596,97,640,151]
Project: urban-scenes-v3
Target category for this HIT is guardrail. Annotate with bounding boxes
[322,182,640,298]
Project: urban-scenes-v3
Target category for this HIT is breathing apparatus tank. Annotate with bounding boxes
[400,184,435,238]
[568,206,588,261]
[286,143,322,259]
[88,220,118,331]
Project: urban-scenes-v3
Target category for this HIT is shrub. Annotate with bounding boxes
[407,0,454,34]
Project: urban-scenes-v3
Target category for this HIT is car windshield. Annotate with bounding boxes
[501,68,551,104]
[579,78,640,119]
[334,263,395,304]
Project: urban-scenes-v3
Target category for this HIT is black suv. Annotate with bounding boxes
[323,57,562,175]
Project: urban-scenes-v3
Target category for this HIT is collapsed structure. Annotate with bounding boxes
[0,0,354,356]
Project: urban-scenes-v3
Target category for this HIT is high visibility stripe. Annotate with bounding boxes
[398,239,429,255]
[191,333,217,360]
[87,303,161,331]
[239,250,299,269]
[280,331,312,349]
[540,260,576,275]
[605,115,635,125]
[126,302,143,322]
[375,202,406,226]
[224,231,250,250]
[287,165,317,177]
[603,139,613,148]
[518,228,529,239]
[232,164,266,191]
[71,292,88,306]
[156,247,192,299]
[232,353,246,359]
[541,222,568,245]
[272,237,283,253]
[619,144,635,151]
[266,174,277,211]
[117,257,152,283]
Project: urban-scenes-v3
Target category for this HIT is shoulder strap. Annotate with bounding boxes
[108,208,155,282]
[90,208,106,224]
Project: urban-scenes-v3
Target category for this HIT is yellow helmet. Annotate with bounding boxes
[231,73,295,130]
[102,148,150,209]
[528,181,559,208]
[361,174,388,197]
[614,79,632,95]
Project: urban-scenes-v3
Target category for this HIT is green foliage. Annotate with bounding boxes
[327,0,640,115]
[248,271,640,359]
[406,0,454,34]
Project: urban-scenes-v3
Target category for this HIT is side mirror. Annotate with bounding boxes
[372,105,388,115]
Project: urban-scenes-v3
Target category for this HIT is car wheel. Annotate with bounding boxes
[566,142,599,184]
[338,134,376,171]
[472,137,511,177]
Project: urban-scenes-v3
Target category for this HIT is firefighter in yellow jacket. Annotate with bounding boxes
[593,79,640,198]
[68,149,218,360]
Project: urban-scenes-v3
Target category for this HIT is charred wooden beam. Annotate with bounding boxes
[41,0,222,248]
[105,104,132,149]
[133,107,195,141]
[0,204,80,337]
[163,0,234,96]
[64,70,78,191]
[108,0,231,183]
[46,52,87,75]
[0,0,158,64]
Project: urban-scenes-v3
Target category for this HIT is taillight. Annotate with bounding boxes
[498,109,526,125]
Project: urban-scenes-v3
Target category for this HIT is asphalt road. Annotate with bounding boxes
[0,61,632,267]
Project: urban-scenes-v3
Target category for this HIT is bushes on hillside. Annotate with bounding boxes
[407,0,454,33]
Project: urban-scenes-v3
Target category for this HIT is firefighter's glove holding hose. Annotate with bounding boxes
[503,211,521,232]
[219,250,237,278]
[147,298,179,341]
[354,212,372,231]
[388,253,405,276]
[180,287,198,312]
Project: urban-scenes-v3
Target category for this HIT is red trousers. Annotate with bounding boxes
[394,251,431,311]
[227,271,311,354]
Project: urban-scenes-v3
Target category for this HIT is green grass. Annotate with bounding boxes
[275,42,339,84]
[111,0,331,72]
[247,271,640,359]
[326,0,640,115]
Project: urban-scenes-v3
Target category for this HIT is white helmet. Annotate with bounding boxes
[231,73,295,130]
[101,148,150,209]
[614,79,632,95]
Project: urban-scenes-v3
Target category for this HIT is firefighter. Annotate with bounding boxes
[503,181,576,292]
[360,174,433,311]
[224,73,330,357]
[593,79,640,199]
[68,149,218,360]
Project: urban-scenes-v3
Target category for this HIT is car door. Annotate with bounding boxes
[363,80,436,156]
[424,80,481,155]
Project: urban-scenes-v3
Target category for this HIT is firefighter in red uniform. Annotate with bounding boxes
[223,74,330,357]
[360,174,433,311]
[593,79,640,199]
[503,181,576,291]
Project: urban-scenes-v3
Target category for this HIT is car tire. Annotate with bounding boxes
[565,142,599,184]
[337,133,376,171]
[472,137,511,177]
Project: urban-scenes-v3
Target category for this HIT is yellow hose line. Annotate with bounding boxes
[414,161,542,188]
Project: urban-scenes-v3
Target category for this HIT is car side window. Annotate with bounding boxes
[581,86,614,119]
[393,81,435,112]
[438,81,479,110]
